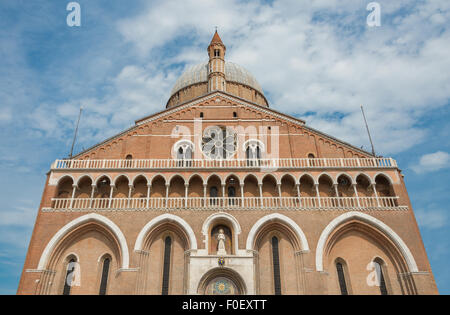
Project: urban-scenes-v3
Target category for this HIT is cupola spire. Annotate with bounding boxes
[207,30,226,92]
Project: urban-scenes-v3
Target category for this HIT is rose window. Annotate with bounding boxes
[201,126,237,160]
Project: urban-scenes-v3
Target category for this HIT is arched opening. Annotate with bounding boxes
[271,236,282,295]
[188,175,203,198]
[375,174,394,197]
[175,141,193,167]
[57,177,73,198]
[245,141,263,166]
[98,255,111,295]
[262,175,277,197]
[161,236,172,295]
[76,176,92,198]
[132,176,148,198]
[44,220,123,295]
[169,176,185,198]
[318,174,334,197]
[337,174,353,197]
[322,219,415,295]
[62,256,77,295]
[372,257,390,295]
[138,221,191,295]
[356,174,373,197]
[225,175,240,206]
[299,175,315,197]
[249,214,306,295]
[96,176,111,198]
[335,258,351,295]
[197,268,247,295]
[207,175,222,206]
[150,175,166,198]
[95,176,111,208]
[113,176,129,198]
[243,175,259,199]
[280,175,296,197]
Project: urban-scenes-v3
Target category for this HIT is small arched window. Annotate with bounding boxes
[175,141,193,167]
[308,153,315,159]
[374,260,389,295]
[246,141,263,166]
[272,236,282,295]
[162,236,172,295]
[336,262,349,295]
[99,257,111,295]
[63,258,77,295]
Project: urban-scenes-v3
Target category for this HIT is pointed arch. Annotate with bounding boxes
[336,172,355,185]
[37,213,129,270]
[134,214,197,251]
[75,174,94,186]
[318,172,336,185]
[113,174,131,186]
[246,213,309,251]
[243,173,261,185]
[150,173,167,185]
[299,173,316,185]
[261,173,280,185]
[57,175,75,186]
[374,172,394,185]
[315,212,418,272]
[205,173,224,186]
[202,212,242,254]
[94,174,113,186]
[132,174,150,186]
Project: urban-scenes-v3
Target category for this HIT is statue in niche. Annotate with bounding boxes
[217,229,227,255]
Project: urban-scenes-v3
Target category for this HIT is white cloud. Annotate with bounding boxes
[111,0,450,155]
[412,151,450,174]
[4,0,450,157]
[416,208,448,230]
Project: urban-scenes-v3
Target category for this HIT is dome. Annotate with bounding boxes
[170,61,264,97]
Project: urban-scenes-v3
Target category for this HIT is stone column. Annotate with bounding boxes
[69,184,77,209]
[89,184,96,208]
[240,183,244,207]
[127,184,133,209]
[296,183,302,207]
[165,184,169,208]
[353,184,361,208]
[146,184,151,209]
[108,184,115,209]
[315,183,321,208]
[372,183,380,207]
[185,184,189,208]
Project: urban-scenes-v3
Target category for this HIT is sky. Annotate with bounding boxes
[0,0,449,294]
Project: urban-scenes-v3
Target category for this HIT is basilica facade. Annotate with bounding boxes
[17,32,438,295]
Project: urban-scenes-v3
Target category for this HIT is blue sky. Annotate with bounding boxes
[0,0,449,294]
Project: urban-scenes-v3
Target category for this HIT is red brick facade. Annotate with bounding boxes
[17,33,438,295]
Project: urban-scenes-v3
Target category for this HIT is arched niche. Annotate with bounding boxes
[202,212,241,256]
[316,212,419,295]
[38,214,127,295]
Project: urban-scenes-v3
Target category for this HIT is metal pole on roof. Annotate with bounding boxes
[69,107,83,159]
[360,105,376,157]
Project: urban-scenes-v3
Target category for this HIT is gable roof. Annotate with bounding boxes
[72,91,373,159]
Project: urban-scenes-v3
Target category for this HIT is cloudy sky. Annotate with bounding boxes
[0,0,449,294]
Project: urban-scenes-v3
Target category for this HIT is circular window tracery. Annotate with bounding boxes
[201,126,237,160]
